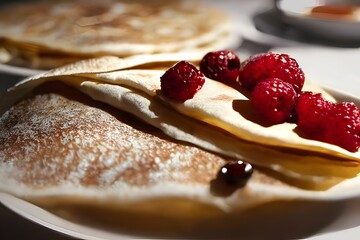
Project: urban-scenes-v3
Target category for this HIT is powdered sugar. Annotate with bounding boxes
[0,89,226,192]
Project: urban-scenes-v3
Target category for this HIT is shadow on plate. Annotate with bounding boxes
[0,203,72,240]
[253,9,360,48]
[47,199,351,240]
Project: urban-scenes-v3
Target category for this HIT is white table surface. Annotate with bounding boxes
[1,0,360,239]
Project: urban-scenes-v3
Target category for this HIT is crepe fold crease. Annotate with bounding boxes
[1,54,360,213]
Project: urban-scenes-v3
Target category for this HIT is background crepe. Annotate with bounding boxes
[1,51,360,212]
[0,0,239,69]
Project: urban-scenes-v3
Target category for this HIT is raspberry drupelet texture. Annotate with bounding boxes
[160,61,205,103]
[200,50,240,85]
[324,102,360,152]
[239,52,305,93]
[296,91,333,138]
[295,91,360,152]
[251,78,297,124]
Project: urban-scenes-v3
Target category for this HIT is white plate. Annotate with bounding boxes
[0,63,44,77]
[2,177,360,240]
[1,191,360,240]
[0,193,133,240]
[238,1,360,49]
[0,85,360,239]
[276,0,360,42]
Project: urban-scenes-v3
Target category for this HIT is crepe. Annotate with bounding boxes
[1,53,360,218]
[0,0,239,69]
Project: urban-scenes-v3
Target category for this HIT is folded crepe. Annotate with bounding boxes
[1,53,360,218]
[0,0,239,69]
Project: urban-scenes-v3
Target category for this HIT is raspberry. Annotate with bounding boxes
[295,92,360,152]
[239,52,305,93]
[200,50,240,85]
[295,91,333,138]
[217,160,253,186]
[251,78,297,124]
[160,61,205,102]
[323,102,360,152]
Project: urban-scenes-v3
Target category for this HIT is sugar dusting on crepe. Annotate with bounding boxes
[0,53,360,217]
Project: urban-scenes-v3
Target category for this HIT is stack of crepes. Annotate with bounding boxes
[0,53,360,218]
[0,0,238,69]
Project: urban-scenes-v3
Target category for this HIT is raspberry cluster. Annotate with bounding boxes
[240,52,359,152]
[160,51,359,152]
[160,50,240,102]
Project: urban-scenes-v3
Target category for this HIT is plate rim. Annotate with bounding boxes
[0,63,44,77]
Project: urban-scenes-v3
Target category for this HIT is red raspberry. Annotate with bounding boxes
[295,91,333,138]
[200,50,240,85]
[251,78,297,124]
[323,102,360,152]
[160,61,205,102]
[239,52,305,93]
[295,92,359,152]
[217,160,253,186]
